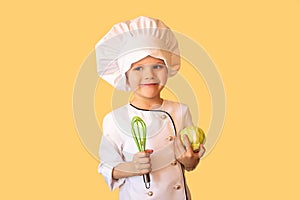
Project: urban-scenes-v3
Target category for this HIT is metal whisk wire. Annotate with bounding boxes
[131,116,151,189]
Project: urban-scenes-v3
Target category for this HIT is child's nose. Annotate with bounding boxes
[144,68,155,80]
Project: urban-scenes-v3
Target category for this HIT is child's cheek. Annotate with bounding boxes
[127,78,139,91]
[160,75,168,86]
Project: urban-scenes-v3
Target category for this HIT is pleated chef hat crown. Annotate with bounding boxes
[95,16,180,91]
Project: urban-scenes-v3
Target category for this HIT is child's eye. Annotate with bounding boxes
[133,66,143,71]
[152,64,165,69]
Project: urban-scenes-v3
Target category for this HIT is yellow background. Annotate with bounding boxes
[1,0,299,199]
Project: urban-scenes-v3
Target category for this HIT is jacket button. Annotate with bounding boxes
[161,114,167,119]
[173,184,181,190]
[147,191,153,196]
[171,160,177,166]
[167,135,174,141]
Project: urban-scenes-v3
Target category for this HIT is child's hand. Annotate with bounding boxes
[132,149,153,175]
[174,135,205,171]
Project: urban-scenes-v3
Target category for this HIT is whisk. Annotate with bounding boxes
[131,116,151,189]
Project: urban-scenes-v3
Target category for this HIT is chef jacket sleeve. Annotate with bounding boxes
[98,114,126,191]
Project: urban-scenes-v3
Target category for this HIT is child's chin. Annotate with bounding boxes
[142,87,161,94]
[139,90,159,98]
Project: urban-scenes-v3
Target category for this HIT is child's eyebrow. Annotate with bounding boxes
[134,62,165,67]
[151,62,165,65]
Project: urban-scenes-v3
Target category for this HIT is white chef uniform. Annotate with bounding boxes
[95,16,192,199]
[98,100,193,200]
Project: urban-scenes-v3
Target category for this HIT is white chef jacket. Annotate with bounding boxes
[98,100,193,200]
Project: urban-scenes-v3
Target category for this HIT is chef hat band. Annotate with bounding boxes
[95,16,180,91]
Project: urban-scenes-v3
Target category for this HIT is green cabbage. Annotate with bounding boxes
[180,126,205,151]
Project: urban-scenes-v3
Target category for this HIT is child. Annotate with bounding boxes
[96,16,205,200]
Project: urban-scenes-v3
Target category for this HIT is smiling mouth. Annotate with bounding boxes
[141,83,159,86]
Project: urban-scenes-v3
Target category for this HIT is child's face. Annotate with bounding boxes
[126,56,168,100]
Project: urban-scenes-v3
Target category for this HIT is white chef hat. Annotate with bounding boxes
[95,16,180,91]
